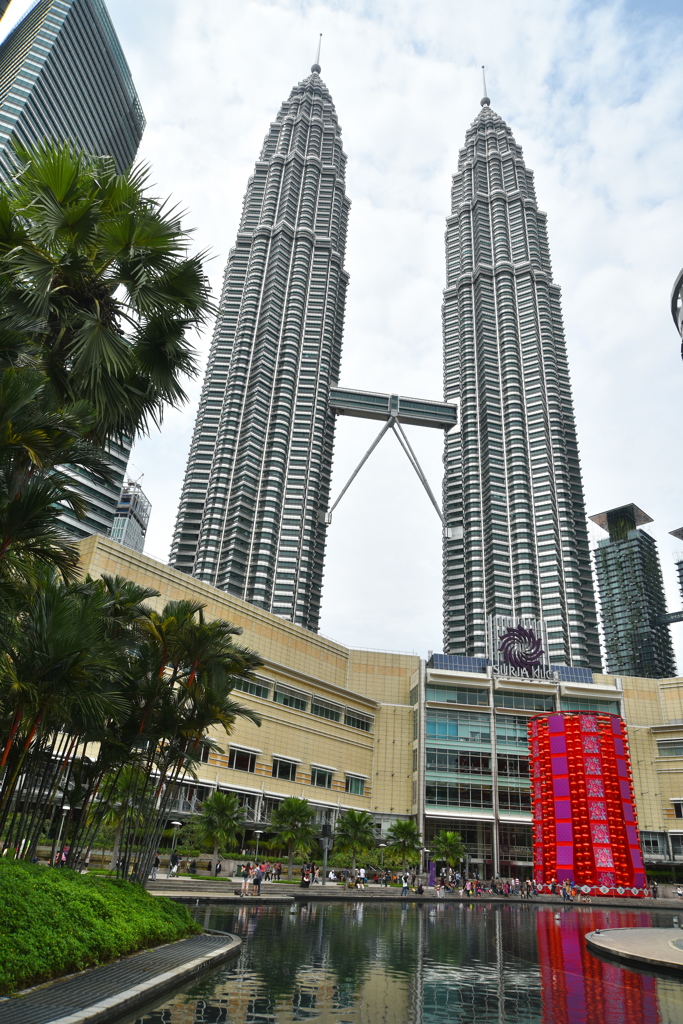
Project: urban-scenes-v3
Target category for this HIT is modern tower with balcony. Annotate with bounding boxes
[591,504,676,678]
[441,89,601,670]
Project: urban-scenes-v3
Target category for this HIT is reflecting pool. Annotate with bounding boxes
[124,902,683,1024]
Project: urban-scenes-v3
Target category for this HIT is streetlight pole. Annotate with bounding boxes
[169,820,182,877]
[254,830,263,862]
[379,843,386,870]
[423,847,430,885]
[53,805,70,866]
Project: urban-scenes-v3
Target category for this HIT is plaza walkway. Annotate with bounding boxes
[0,932,240,1024]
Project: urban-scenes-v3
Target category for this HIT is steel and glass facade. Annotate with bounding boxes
[110,480,151,554]
[0,0,145,542]
[441,98,601,670]
[170,65,349,631]
[0,0,144,177]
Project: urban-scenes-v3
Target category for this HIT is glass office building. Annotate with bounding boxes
[170,62,350,632]
[0,0,145,540]
[591,504,676,678]
[0,0,144,177]
[441,92,601,670]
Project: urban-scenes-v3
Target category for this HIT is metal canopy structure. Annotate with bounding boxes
[326,387,459,525]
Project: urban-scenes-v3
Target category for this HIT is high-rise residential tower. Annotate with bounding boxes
[591,504,676,678]
[0,0,145,542]
[170,64,350,631]
[441,93,601,669]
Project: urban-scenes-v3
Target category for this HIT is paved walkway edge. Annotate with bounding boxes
[585,928,683,974]
[17,934,241,1024]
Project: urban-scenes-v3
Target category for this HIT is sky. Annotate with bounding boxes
[3,0,683,664]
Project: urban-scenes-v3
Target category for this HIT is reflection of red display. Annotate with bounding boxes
[529,713,646,896]
[536,908,660,1024]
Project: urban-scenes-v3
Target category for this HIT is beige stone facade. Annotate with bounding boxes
[77,535,683,871]
[77,535,417,836]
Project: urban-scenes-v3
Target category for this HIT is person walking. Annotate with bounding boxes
[652,879,659,899]
[359,866,366,890]
[169,850,180,878]
[151,853,160,880]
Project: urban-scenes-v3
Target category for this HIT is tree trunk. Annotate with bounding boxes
[352,852,356,878]
[213,840,219,876]
[109,820,123,870]
[288,844,293,880]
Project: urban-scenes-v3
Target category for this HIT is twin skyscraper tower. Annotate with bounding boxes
[170,63,601,672]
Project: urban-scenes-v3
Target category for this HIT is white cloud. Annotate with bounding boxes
[4,0,683,665]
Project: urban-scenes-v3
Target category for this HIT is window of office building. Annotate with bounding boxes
[674,803,683,819]
[311,767,332,789]
[272,758,297,781]
[345,775,365,796]
[426,685,489,706]
[412,748,418,773]
[425,709,491,745]
[274,684,308,712]
[658,741,683,758]
[494,692,554,712]
[672,835,683,857]
[426,748,491,775]
[228,748,256,773]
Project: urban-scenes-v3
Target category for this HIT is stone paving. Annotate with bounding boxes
[0,933,240,1024]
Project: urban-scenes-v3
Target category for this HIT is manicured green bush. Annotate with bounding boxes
[0,860,200,995]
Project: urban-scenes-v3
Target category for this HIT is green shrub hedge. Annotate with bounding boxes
[0,860,200,995]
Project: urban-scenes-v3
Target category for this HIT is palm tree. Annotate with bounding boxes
[385,819,422,872]
[334,809,376,877]
[429,830,467,872]
[268,797,318,880]
[197,791,244,875]
[0,140,213,444]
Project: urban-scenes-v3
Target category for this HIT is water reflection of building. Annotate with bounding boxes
[536,908,662,1024]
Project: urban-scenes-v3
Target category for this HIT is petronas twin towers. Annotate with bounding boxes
[170,64,601,670]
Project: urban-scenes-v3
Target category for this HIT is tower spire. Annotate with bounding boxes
[312,33,322,73]
[481,65,490,107]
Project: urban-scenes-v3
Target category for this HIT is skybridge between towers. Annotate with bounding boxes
[325,387,459,526]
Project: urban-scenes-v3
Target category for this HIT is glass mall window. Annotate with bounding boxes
[272,758,297,782]
[425,709,491,744]
[228,748,256,773]
[234,677,270,700]
[672,836,683,857]
[495,715,530,749]
[494,692,554,712]
[311,699,342,723]
[658,741,683,757]
[497,754,529,778]
[426,748,491,775]
[345,775,365,796]
[425,783,493,808]
[560,697,621,716]
[640,831,667,856]
[426,684,489,706]
[311,767,332,789]
[344,710,373,732]
[273,684,308,712]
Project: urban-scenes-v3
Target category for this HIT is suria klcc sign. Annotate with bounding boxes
[488,615,557,680]
[529,712,647,897]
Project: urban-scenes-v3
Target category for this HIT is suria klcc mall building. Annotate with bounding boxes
[78,66,683,882]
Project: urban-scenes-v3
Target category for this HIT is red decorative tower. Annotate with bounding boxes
[529,713,646,896]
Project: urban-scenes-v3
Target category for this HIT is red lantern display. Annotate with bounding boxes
[529,713,646,897]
